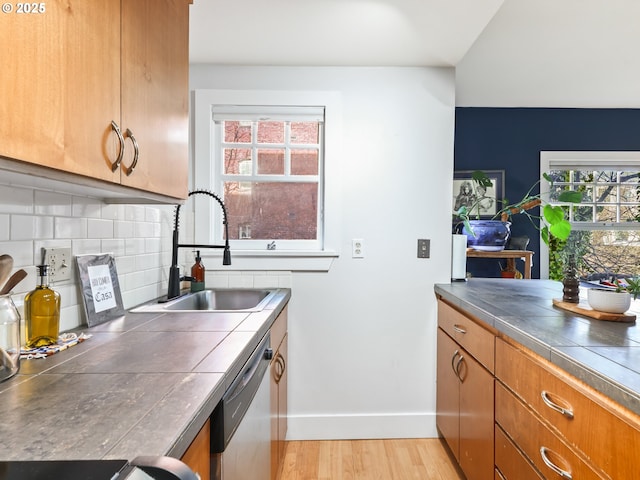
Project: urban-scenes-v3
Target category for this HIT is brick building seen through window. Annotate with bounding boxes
[221,119,322,244]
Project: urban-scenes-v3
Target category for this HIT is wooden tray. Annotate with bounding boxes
[552,298,636,323]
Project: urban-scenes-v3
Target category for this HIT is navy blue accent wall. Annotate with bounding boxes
[454,108,640,278]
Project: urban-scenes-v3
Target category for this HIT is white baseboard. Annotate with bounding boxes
[285,412,439,440]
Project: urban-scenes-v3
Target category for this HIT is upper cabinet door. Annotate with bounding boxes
[1,4,66,167]
[120,0,190,199]
[64,0,122,182]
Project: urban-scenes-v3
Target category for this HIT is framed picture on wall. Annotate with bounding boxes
[453,170,505,219]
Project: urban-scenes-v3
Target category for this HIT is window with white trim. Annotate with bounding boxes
[541,152,640,279]
[192,89,341,271]
[212,105,324,250]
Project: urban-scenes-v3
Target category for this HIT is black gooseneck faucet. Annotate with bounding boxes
[167,189,231,300]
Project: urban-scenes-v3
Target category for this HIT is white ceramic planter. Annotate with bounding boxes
[587,288,631,314]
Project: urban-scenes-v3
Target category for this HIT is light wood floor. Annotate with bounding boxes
[279,439,465,480]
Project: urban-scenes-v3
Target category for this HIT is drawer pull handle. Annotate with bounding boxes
[541,391,574,419]
[540,447,572,479]
[452,324,467,334]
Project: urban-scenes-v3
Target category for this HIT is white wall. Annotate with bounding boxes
[190,66,456,439]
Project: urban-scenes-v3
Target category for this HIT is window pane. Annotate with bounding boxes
[224,121,251,143]
[291,122,319,144]
[224,148,251,174]
[595,185,617,203]
[257,149,284,174]
[595,205,617,222]
[581,230,640,277]
[224,182,318,240]
[257,121,284,143]
[291,149,318,175]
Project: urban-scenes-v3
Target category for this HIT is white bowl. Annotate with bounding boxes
[587,288,631,314]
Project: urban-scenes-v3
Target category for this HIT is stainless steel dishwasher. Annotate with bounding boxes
[211,332,272,480]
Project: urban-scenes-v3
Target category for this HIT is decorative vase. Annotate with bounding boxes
[587,288,631,314]
[462,220,511,252]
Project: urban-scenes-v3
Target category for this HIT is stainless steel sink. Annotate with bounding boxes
[131,289,277,313]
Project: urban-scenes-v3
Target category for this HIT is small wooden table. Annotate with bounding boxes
[466,249,534,279]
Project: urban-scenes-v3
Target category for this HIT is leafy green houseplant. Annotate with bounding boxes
[455,170,583,247]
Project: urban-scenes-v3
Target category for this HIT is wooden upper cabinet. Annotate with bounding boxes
[120,0,189,199]
[1,3,66,168]
[65,0,122,183]
[0,0,190,199]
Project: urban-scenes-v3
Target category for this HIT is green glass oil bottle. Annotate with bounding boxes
[24,265,60,348]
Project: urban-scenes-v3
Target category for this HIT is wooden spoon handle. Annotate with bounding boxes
[0,269,27,295]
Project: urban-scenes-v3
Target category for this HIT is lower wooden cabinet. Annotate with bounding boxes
[437,296,640,480]
[270,306,288,480]
[436,299,495,480]
[494,425,542,480]
[180,419,210,480]
[495,337,640,480]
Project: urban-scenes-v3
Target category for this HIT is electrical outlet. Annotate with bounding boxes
[417,239,430,258]
[352,239,364,258]
[43,247,73,283]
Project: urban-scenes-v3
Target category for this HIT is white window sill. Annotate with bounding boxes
[200,250,339,272]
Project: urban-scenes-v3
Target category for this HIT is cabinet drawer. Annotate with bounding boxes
[438,300,495,372]
[496,338,640,479]
[495,425,543,480]
[496,382,605,480]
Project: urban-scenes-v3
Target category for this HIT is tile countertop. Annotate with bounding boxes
[435,279,640,417]
[0,288,291,462]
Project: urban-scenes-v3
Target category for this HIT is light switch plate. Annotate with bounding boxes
[417,239,430,258]
[43,247,73,283]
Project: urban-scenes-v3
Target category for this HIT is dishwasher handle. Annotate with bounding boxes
[211,332,272,452]
[225,344,272,404]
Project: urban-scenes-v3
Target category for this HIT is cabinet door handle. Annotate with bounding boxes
[123,128,139,176]
[450,350,460,375]
[541,391,574,419]
[495,467,507,480]
[452,324,467,334]
[539,446,572,479]
[454,355,465,382]
[110,121,125,172]
[275,354,286,384]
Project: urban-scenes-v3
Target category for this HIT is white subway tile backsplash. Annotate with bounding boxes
[114,220,135,239]
[72,197,102,219]
[35,190,72,216]
[0,240,34,267]
[101,204,125,220]
[101,239,126,256]
[134,221,155,238]
[124,205,146,222]
[0,215,9,241]
[1,182,287,335]
[71,239,102,256]
[87,218,114,239]
[10,215,36,240]
[55,217,87,239]
[125,238,145,255]
[0,186,33,214]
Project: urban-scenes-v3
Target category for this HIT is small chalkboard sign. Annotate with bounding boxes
[76,253,125,327]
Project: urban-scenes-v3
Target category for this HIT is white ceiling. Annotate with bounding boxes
[189,0,640,107]
[189,0,505,66]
